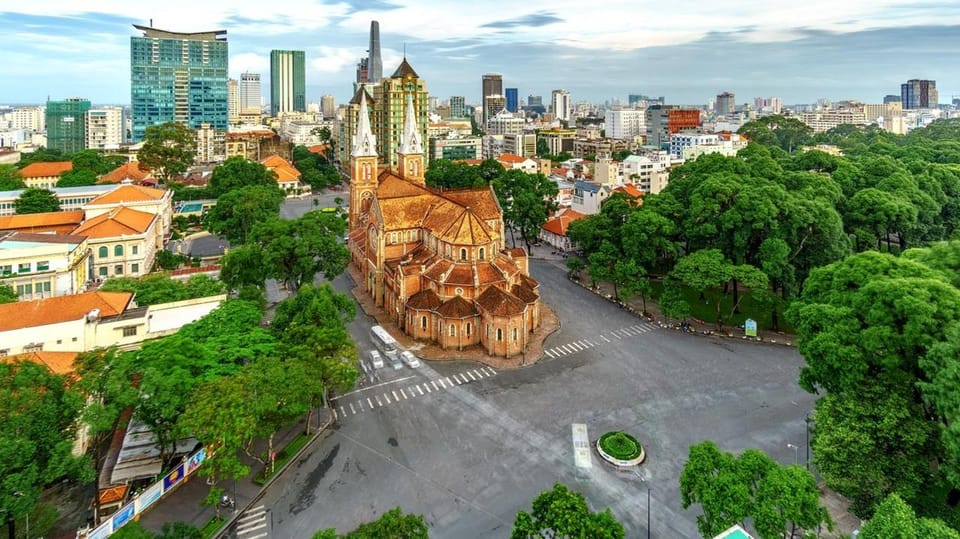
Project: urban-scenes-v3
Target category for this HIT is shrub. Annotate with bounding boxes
[599,432,643,460]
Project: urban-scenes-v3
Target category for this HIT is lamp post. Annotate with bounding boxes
[787,443,799,466]
[633,470,651,539]
[805,412,812,471]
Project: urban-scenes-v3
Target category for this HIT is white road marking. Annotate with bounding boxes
[367,397,374,408]
[357,401,364,411]
[400,388,408,399]
[431,381,440,391]
[437,378,447,389]
[392,390,400,401]
[444,377,454,386]
[472,369,484,378]
[339,406,346,416]
[349,403,356,414]
[417,386,424,396]
[611,332,621,339]
[545,350,556,358]
[424,383,432,393]
[572,423,592,469]
[337,375,417,398]
[375,395,383,406]
[484,367,497,376]
[601,335,610,343]
[563,344,577,353]
[580,340,593,347]
[360,362,369,373]
[467,371,477,381]
[453,374,462,383]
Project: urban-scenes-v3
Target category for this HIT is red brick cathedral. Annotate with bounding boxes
[347,90,541,357]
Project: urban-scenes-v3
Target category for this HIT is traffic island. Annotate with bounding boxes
[596,431,646,467]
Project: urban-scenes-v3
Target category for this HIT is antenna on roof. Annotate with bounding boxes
[403,42,406,59]
[149,18,153,27]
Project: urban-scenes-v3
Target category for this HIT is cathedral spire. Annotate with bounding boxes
[352,89,377,158]
[398,92,423,155]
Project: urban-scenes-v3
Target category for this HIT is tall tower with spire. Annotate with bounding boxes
[368,21,382,83]
[349,89,378,231]
[397,92,425,185]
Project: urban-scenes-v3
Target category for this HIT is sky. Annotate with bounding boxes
[2,1,960,108]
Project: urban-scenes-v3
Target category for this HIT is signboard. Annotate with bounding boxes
[136,482,163,513]
[86,521,113,539]
[163,463,185,490]
[111,502,135,529]
[744,318,758,337]
[185,447,206,475]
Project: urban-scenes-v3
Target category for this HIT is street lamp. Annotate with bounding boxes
[787,443,799,466]
[805,412,812,471]
[633,470,651,539]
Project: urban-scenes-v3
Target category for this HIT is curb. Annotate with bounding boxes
[211,409,336,538]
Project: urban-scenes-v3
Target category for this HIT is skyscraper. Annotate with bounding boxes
[240,72,261,113]
[449,96,466,118]
[505,88,519,113]
[86,107,124,149]
[368,21,382,83]
[716,91,735,116]
[901,79,938,109]
[130,25,228,142]
[481,73,502,124]
[551,89,571,122]
[321,95,336,119]
[373,58,429,169]
[227,78,239,122]
[46,98,90,153]
[270,50,306,116]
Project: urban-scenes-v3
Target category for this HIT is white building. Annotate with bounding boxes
[502,133,537,158]
[240,72,262,114]
[0,232,92,301]
[195,123,226,164]
[670,133,721,159]
[604,109,646,140]
[622,152,671,195]
[487,111,525,136]
[9,106,45,132]
[73,207,159,280]
[86,107,124,150]
[0,184,115,217]
[571,181,612,215]
[321,95,336,119]
[82,184,174,242]
[227,78,239,122]
[482,135,504,159]
[551,89,571,122]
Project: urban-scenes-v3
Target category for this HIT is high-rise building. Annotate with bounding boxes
[484,95,506,126]
[505,88,519,113]
[901,79,938,109]
[716,91,736,116]
[449,96,466,118]
[46,98,90,153]
[86,107,124,149]
[321,95,336,119]
[240,72,262,113]
[528,95,543,107]
[883,94,902,104]
[368,21,382,83]
[481,73,503,124]
[628,94,664,106]
[604,109,645,140]
[646,105,701,149]
[551,89,571,122]
[754,97,782,114]
[373,58,429,169]
[10,106,45,132]
[355,57,369,88]
[270,50,306,116]
[130,25,228,142]
[227,78,239,122]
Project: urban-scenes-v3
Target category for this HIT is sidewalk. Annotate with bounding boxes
[136,407,332,534]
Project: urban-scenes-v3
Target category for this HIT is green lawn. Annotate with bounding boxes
[199,516,225,539]
[648,280,793,333]
[253,432,311,486]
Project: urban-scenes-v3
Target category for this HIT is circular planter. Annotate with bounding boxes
[597,431,646,467]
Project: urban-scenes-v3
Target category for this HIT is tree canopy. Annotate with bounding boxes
[208,156,278,197]
[0,164,25,190]
[100,273,226,306]
[312,507,428,539]
[510,483,624,539]
[137,121,197,183]
[205,184,285,245]
[14,187,60,214]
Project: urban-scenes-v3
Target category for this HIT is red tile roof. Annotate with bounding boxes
[435,296,477,318]
[20,161,73,178]
[0,211,85,234]
[613,184,644,198]
[475,286,527,316]
[4,351,79,376]
[72,207,157,238]
[98,161,152,185]
[0,291,132,331]
[498,153,527,164]
[541,209,587,237]
[88,184,167,205]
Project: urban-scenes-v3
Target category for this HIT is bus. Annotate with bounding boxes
[370,325,399,361]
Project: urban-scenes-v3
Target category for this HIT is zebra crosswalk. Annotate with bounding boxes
[333,367,497,417]
[236,505,269,539]
[543,323,657,359]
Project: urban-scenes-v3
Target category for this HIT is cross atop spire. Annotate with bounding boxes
[397,92,423,156]
[351,89,377,158]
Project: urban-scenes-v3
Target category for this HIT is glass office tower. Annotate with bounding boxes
[130,25,228,142]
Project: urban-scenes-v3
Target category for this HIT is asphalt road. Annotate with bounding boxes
[243,253,814,538]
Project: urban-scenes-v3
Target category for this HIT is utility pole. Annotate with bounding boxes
[634,470,651,539]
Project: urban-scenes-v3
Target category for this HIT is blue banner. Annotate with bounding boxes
[111,502,135,529]
[163,463,185,490]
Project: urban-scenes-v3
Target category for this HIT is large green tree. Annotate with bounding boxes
[208,156,278,197]
[312,507,429,539]
[510,483,624,539]
[0,165,25,191]
[859,493,960,539]
[14,188,60,214]
[492,169,558,250]
[251,210,350,290]
[100,274,226,306]
[424,158,486,189]
[137,122,197,184]
[205,184,285,245]
[56,169,98,187]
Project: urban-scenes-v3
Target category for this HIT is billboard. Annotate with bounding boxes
[135,482,163,513]
[185,447,206,475]
[111,502,135,529]
[86,521,113,539]
[163,463,185,490]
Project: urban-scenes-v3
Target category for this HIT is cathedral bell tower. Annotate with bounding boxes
[397,92,425,186]
[349,88,378,231]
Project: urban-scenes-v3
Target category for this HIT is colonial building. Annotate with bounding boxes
[348,92,542,358]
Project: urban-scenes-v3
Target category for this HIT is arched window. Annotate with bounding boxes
[466,323,472,337]
[450,324,456,337]
[114,245,123,256]
[460,248,467,260]
[513,328,519,341]
[479,247,485,260]
[421,316,427,329]
[98,246,108,258]
[497,328,503,342]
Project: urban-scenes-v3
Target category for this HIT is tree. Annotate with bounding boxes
[565,256,585,280]
[312,507,429,539]
[424,158,486,189]
[56,169,98,187]
[493,169,558,250]
[0,165,25,191]
[137,122,196,184]
[15,147,66,168]
[680,441,831,539]
[100,273,226,306]
[71,150,124,176]
[613,259,651,313]
[511,483,624,539]
[208,156,278,197]
[205,184,285,245]
[858,493,960,539]
[670,249,767,329]
[219,245,270,290]
[0,359,89,539]
[251,210,350,290]
[14,188,60,214]
[0,284,16,304]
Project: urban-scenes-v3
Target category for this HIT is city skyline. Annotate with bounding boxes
[2,1,960,107]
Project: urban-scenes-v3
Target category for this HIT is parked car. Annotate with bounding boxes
[368,350,384,369]
[400,350,421,368]
[391,356,404,370]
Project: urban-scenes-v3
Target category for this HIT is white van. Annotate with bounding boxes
[370,325,399,361]
[400,350,421,368]
[368,350,384,369]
